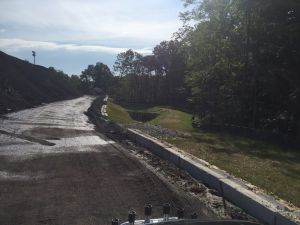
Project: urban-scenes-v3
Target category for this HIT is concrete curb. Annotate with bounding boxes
[126,128,299,225]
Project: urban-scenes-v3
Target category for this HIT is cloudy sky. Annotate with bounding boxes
[0,0,185,75]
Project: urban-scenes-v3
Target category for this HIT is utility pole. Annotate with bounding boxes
[32,51,36,64]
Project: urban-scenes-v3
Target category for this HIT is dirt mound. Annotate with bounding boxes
[0,51,80,114]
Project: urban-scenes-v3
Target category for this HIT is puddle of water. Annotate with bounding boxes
[22,127,95,140]
[0,135,115,160]
[0,171,29,180]
[0,129,55,146]
[51,135,115,147]
[0,170,44,181]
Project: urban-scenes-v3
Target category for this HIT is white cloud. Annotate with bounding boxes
[0,0,183,74]
[0,0,182,43]
[0,29,5,33]
[0,38,152,54]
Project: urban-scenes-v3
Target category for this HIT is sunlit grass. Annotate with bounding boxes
[166,132,300,207]
[107,100,134,124]
[149,108,195,132]
[110,101,195,132]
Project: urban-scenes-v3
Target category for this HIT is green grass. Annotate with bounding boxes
[107,100,300,208]
[149,108,195,132]
[107,100,134,124]
[166,133,300,207]
[110,101,195,132]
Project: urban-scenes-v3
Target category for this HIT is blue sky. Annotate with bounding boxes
[0,0,185,75]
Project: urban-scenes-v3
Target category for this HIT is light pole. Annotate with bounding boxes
[32,51,36,64]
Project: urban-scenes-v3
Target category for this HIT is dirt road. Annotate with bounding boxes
[0,96,220,225]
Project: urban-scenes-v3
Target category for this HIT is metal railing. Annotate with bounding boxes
[111,203,261,225]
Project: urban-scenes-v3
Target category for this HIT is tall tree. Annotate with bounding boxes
[153,40,188,106]
[181,0,300,136]
[80,62,113,93]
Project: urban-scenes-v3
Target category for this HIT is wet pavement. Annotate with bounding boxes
[0,96,217,225]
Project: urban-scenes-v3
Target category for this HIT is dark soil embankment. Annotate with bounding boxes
[86,95,124,135]
[0,51,80,114]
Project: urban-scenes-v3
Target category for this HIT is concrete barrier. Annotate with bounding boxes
[126,129,299,225]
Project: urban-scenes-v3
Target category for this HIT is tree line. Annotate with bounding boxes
[78,0,300,139]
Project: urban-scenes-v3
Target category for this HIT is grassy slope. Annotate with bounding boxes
[107,100,300,207]
[150,108,195,133]
[107,100,134,124]
[114,103,195,132]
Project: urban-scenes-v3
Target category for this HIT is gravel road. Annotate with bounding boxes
[0,96,220,225]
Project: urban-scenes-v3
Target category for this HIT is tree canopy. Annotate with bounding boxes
[92,0,300,140]
[180,0,300,137]
[80,62,113,93]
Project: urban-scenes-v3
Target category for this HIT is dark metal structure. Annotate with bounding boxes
[32,51,36,64]
[117,204,261,225]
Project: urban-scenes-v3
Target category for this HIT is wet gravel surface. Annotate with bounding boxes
[0,96,226,225]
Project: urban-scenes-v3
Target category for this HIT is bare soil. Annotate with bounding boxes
[0,96,225,225]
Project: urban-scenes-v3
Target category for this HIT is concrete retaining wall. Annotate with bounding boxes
[126,129,299,225]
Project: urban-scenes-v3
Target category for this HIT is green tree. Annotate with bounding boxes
[153,40,188,106]
[181,0,300,138]
[80,62,113,93]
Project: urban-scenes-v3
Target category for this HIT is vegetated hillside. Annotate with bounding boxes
[0,51,81,114]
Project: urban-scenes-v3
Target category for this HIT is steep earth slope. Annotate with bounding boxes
[0,51,80,114]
